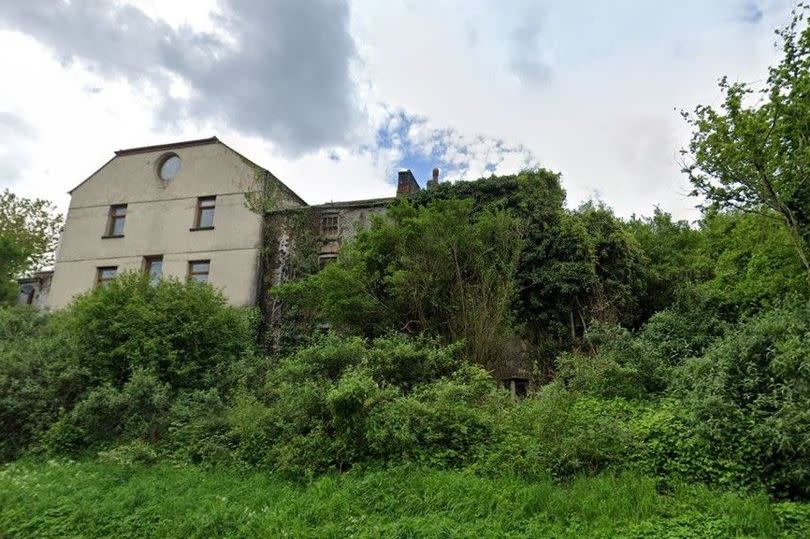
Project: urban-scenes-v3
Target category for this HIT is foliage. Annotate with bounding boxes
[0,237,26,303]
[682,6,810,279]
[673,301,810,499]
[60,272,254,390]
[274,198,525,369]
[626,209,707,319]
[0,306,85,461]
[479,384,635,480]
[692,211,807,315]
[3,461,806,538]
[0,189,63,303]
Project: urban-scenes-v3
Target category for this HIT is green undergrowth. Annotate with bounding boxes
[1,460,809,538]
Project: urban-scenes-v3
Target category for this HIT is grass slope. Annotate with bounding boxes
[1,461,809,538]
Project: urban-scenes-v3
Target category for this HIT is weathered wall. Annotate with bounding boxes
[17,271,52,309]
[259,199,391,348]
[49,141,302,309]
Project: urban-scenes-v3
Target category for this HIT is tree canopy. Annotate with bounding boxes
[682,7,810,281]
[0,189,63,302]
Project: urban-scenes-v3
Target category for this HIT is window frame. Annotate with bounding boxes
[96,266,118,286]
[321,213,339,237]
[143,255,164,284]
[191,196,216,231]
[103,204,127,238]
[187,259,211,283]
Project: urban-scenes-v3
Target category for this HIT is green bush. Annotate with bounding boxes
[367,364,502,467]
[478,384,635,480]
[556,323,664,399]
[0,306,85,461]
[44,369,171,455]
[658,302,810,498]
[201,334,502,476]
[60,272,254,390]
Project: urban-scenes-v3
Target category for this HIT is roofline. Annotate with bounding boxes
[67,137,308,206]
[113,136,219,156]
[216,140,308,206]
[268,197,394,214]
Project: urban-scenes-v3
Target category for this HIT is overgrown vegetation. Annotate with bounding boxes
[3,461,809,538]
[0,189,62,303]
[3,6,810,537]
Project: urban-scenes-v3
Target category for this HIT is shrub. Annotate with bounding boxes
[44,369,172,455]
[0,306,85,461]
[478,384,635,480]
[59,272,254,390]
[669,301,810,498]
[366,364,502,467]
[556,323,663,399]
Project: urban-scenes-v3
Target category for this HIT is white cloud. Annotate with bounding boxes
[0,0,799,222]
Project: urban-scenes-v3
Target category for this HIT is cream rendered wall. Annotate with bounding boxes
[48,142,300,309]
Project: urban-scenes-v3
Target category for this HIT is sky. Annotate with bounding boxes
[0,0,797,220]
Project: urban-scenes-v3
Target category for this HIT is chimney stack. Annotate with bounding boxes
[396,169,421,197]
[427,167,440,190]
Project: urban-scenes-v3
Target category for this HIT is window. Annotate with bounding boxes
[502,378,529,399]
[321,214,339,236]
[318,254,337,269]
[188,260,210,283]
[144,255,163,284]
[158,154,181,181]
[105,204,127,237]
[18,285,34,305]
[96,266,118,286]
[193,196,216,229]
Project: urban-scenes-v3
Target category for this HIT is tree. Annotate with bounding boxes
[274,198,525,370]
[0,237,26,302]
[0,189,63,297]
[681,6,810,281]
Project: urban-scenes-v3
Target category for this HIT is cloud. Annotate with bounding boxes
[508,9,551,85]
[0,0,360,156]
[0,112,36,186]
[374,110,537,185]
[738,1,764,24]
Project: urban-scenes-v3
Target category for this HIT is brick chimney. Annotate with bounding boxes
[426,167,440,190]
[396,169,421,197]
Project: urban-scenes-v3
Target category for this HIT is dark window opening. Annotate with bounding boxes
[503,378,529,399]
[18,285,34,305]
[318,254,337,269]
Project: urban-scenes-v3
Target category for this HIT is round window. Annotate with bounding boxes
[159,154,181,181]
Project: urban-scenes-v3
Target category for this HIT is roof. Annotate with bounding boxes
[67,137,308,206]
[268,197,393,214]
[113,136,220,156]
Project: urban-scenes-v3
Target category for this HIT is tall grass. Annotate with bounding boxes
[1,461,808,538]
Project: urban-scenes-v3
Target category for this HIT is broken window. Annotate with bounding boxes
[321,214,339,236]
